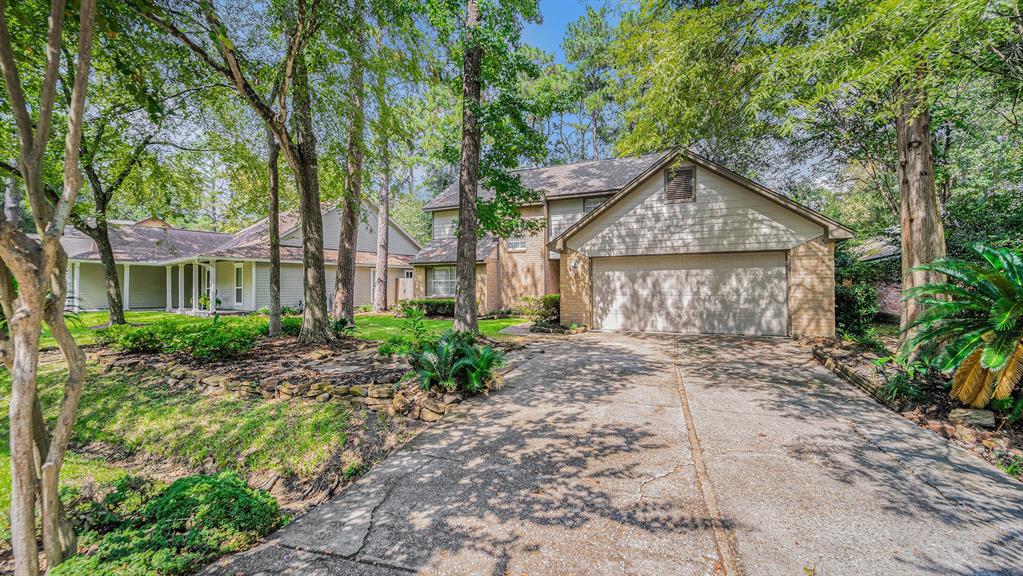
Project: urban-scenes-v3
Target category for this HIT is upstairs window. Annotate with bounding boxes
[665,167,695,203]
[583,197,605,213]
[507,235,527,251]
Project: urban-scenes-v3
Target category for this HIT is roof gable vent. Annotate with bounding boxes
[665,167,695,203]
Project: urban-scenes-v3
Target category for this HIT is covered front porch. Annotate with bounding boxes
[67,258,261,314]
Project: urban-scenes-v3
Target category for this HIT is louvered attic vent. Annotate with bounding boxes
[665,167,695,203]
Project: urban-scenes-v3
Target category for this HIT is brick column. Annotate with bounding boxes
[559,248,591,327]
[788,237,836,337]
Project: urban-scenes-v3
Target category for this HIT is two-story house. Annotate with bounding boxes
[411,150,852,337]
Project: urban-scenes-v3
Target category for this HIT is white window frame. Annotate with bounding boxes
[404,269,414,279]
[428,266,456,297]
[506,235,527,251]
[583,196,605,213]
[234,263,244,306]
[370,269,377,294]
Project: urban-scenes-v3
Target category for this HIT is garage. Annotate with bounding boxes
[591,252,788,335]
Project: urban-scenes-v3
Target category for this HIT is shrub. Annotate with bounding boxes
[183,322,260,360]
[329,316,356,338]
[521,294,560,326]
[405,331,504,394]
[280,316,302,337]
[52,471,283,576]
[835,283,879,336]
[406,298,455,317]
[393,299,421,317]
[355,304,373,313]
[98,318,264,360]
[902,245,1023,408]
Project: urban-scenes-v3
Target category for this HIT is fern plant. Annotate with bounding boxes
[902,245,1023,408]
[404,331,505,394]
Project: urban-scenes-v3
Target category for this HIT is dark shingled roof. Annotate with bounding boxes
[410,237,498,265]
[423,152,668,211]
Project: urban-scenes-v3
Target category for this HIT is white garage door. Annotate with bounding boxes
[591,252,788,335]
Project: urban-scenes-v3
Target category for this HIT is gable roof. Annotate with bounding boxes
[423,152,668,211]
[548,149,854,251]
[62,200,422,266]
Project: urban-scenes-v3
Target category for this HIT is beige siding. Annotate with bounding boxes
[788,237,836,337]
[548,196,609,241]
[282,205,419,255]
[431,209,459,240]
[254,262,307,309]
[567,165,823,257]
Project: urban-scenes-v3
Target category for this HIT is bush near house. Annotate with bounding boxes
[405,331,505,394]
[52,471,284,576]
[835,283,880,337]
[402,298,455,317]
[521,294,560,327]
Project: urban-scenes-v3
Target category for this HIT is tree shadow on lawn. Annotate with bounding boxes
[205,334,727,576]
[678,336,1023,575]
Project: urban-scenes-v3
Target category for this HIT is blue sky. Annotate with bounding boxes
[522,0,617,64]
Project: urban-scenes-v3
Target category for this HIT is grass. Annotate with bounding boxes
[352,313,527,341]
[0,357,361,541]
[48,311,527,348]
[45,311,216,349]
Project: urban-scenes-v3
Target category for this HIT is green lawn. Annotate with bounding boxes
[45,310,218,348]
[47,310,526,348]
[352,313,527,341]
[0,356,363,541]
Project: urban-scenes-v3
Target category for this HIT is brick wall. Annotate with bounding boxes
[498,206,547,309]
[559,248,591,327]
[788,237,836,337]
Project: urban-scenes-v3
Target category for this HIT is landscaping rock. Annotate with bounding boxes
[201,375,230,389]
[367,384,392,399]
[315,393,332,402]
[364,397,389,411]
[349,385,367,397]
[948,408,995,429]
[419,407,443,422]
[421,397,447,415]
[408,405,422,420]
[260,377,281,391]
[442,393,463,405]
[955,424,978,444]
[305,350,331,361]
[391,392,410,413]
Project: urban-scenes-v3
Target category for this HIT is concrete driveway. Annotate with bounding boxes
[202,333,1023,576]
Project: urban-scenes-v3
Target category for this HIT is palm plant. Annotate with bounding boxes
[902,245,1023,408]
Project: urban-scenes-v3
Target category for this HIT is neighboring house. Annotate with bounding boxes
[411,150,853,337]
[854,236,902,321]
[63,202,421,313]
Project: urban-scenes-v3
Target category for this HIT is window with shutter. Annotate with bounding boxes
[665,167,695,203]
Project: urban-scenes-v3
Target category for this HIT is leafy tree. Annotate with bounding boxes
[135,0,335,342]
[429,0,548,332]
[562,5,617,160]
[0,0,98,571]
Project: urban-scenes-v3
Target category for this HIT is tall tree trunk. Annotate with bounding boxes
[333,0,365,321]
[375,136,390,312]
[896,72,946,351]
[266,129,282,337]
[291,50,331,342]
[81,219,124,325]
[454,0,483,333]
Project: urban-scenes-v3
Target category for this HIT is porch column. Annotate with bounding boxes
[123,263,131,311]
[250,262,257,310]
[177,263,185,311]
[165,266,172,311]
[209,260,217,312]
[73,262,80,312]
[191,260,199,311]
